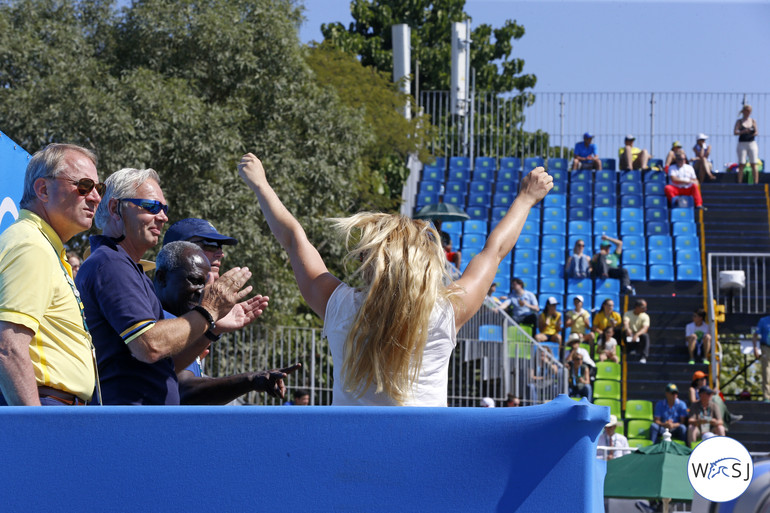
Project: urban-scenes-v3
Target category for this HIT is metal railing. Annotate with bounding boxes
[203,300,567,406]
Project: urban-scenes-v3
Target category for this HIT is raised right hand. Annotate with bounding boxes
[518,166,552,206]
[200,266,253,321]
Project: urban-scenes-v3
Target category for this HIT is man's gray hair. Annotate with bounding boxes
[20,143,98,209]
[155,241,202,276]
[95,167,161,229]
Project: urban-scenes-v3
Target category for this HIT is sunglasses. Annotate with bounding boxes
[53,177,106,197]
[121,198,169,215]
[191,239,225,252]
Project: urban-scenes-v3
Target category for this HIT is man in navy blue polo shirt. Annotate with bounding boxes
[76,168,253,404]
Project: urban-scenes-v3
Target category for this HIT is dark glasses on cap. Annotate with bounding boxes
[53,177,106,197]
[121,198,169,215]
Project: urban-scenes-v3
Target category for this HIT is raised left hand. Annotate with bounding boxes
[215,295,269,333]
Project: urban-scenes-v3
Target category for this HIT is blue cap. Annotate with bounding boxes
[583,132,594,139]
[162,218,238,246]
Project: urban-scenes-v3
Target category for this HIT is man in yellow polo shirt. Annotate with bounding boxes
[0,143,104,405]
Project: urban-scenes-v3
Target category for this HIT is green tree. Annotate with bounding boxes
[0,0,378,326]
[320,0,536,94]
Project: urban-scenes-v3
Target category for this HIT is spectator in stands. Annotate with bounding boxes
[565,295,593,345]
[284,388,310,406]
[596,326,619,363]
[752,312,770,402]
[565,332,595,368]
[483,283,505,312]
[480,397,495,407]
[238,153,552,406]
[592,298,622,339]
[619,134,650,171]
[664,140,684,169]
[535,297,562,346]
[590,235,634,295]
[734,104,760,185]
[440,230,462,271]
[504,394,521,407]
[622,299,650,364]
[693,133,716,182]
[503,278,540,329]
[689,370,742,428]
[529,346,559,403]
[650,383,688,444]
[567,352,592,401]
[163,217,238,280]
[66,250,82,279]
[597,415,630,460]
[665,150,704,208]
[566,239,591,279]
[571,132,602,170]
[687,385,725,445]
[686,308,711,365]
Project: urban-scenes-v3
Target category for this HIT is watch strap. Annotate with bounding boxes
[191,305,216,331]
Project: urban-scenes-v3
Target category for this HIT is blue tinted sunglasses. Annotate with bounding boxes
[122,198,169,215]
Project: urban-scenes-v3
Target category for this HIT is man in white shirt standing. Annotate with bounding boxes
[665,150,704,208]
[597,415,630,460]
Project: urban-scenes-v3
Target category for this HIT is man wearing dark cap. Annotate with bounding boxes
[590,234,634,296]
[572,132,602,170]
[163,218,238,280]
[619,134,650,171]
[650,383,688,444]
[687,385,725,444]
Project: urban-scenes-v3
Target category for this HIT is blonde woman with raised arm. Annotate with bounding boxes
[238,153,552,406]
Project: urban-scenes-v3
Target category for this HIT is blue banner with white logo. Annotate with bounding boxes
[0,132,29,233]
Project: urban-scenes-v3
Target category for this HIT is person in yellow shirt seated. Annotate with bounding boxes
[535,297,562,347]
[619,134,650,171]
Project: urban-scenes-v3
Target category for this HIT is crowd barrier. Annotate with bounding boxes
[0,395,608,512]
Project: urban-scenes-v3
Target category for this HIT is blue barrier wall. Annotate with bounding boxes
[0,131,29,232]
[0,395,607,512]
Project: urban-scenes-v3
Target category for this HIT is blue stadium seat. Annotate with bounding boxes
[620,181,642,196]
[601,158,617,171]
[468,192,491,207]
[422,165,444,182]
[677,264,702,281]
[494,280,511,296]
[648,235,673,252]
[496,167,519,183]
[570,194,591,210]
[514,248,539,264]
[467,206,489,221]
[675,235,699,252]
[593,220,618,237]
[620,221,644,237]
[542,234,566,251]
[472,168,494,183]
[596,278,620,295]
[622,235,644,252]
[494,267,510,285]
[415,192,439,207]
[568,220,591,237]
[500,252,512,268]
[543,207,567,223]
[620,170,642,184]
[649,248,674,266]
[540,263,564,279]
[548,158,569,173]
[542,220,565,235]
[493,193,514,207]
[442,193,465,207]
[479,324,503,342]
[463,219,487,235]
[567,278,593,295]
[645,182,665,197]
[469,181,492,194]
[538,294,563,310]
[540,248,562,268]
[596,169,617,182]
[474,156,497,172]
[549,168,569,185]
[523,157,545,174]
[620,195,643,208]
[644,170,666,183]
[676,249,701,266]
[499,157,522,173]
[462,233,486,249]
[625,264,645,281]
[495,180,517,194]
[571,169,591,183]
[620,207,644,223]
[671,207,695,224]
[418,180,442,195]
[517,276,537,292]
[516,233,540,250]
[593,207,615,223]
[673,222,697,238]
[569,207,589,222]
[649,264,675,281]
[449,156,471,170]
[647,222,669,236]
[567,293,592,312]
[540,276,564,295]
[521,218,540,236]
[441,221,463,237]
[550,181,567,195]
[543,194,567,209]
[595,194,617,208]
[513,262,538,281]
[447,168,470,182]
[622,248,646,266]
[445,180,468,195]
[646,208,668,223]
[461,247,482,266]
[594,182,614,196]
[569,182,591,196]
[430,156,447,169]
[647,158,664,172]
[672,196,694,209]
[645,195,667,209]
[594,293,620,309]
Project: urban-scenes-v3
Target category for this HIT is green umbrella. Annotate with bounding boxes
[604,433,694,513]
[413,203,470,222]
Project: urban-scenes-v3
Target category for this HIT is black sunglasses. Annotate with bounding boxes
[121,198,169,215]
[53,177,106,197]
[191,239,225,252]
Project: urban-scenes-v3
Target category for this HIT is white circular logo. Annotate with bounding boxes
[688,436,753,502]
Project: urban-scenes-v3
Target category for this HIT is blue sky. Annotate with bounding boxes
[298,0,770,94]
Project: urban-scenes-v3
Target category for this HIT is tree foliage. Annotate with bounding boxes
[0,0,379,326]
[320,0,536,94]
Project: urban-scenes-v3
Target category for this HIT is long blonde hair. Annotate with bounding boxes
[332,212,455,405]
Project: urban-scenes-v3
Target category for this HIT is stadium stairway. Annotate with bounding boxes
[700,182,770,254]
